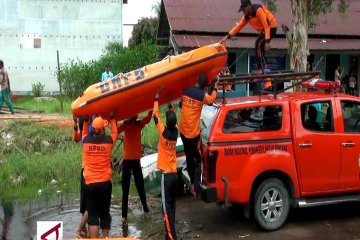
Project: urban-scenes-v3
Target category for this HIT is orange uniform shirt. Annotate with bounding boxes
[229,4,277,41]
[82,119,117,184]
[153,101,178,173]
[180,86,217,138]
[117,111,152,160]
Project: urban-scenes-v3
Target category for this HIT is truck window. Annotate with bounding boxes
[201,105,219,142]
[340,101,360,133]
[301,101,333,132]
[223,105,282,133]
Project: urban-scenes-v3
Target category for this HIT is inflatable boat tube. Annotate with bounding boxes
[71,43,228,120]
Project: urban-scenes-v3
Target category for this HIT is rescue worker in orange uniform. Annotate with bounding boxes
[180,73,217,197]
[117,111,152,225]
[153,90,178,240]
[221,0,277,73]
[72,116,88,238]
[82,114,117,238]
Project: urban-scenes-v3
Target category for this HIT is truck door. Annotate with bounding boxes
[337,99,360,190]
[294,100,341,195]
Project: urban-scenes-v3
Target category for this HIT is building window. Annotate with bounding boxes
[34,37,41,48]
[123,0,128,4]
[223,105,282,133]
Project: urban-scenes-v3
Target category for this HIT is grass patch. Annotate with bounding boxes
[14,96,72,115]
[0,102,181,201]
[0,121,81,200]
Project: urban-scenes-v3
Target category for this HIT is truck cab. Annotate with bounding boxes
[200,79,360,231]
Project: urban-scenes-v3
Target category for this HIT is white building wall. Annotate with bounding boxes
[0,0,122,93]
[122,0,159,47]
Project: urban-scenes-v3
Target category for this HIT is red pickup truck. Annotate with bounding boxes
[200,90,360,231]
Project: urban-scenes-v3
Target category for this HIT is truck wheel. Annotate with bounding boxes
[253,178,290,231]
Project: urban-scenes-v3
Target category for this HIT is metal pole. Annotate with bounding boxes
[57,50,64,111]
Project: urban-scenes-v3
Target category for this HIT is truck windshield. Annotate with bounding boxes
[201,105,219,143]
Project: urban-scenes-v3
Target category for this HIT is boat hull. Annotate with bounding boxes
[72,43,228,120]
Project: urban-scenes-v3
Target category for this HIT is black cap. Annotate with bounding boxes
[166,110,177,130]
[238,0,251,12]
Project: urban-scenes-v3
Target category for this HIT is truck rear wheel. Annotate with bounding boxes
[253,178,290,231]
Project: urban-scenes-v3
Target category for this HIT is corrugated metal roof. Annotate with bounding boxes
[164,0,360,36]
[174,35,360,51]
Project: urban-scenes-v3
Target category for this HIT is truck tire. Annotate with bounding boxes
[253,178,290,231]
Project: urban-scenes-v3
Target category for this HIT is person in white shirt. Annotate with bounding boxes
[334,65,342,83]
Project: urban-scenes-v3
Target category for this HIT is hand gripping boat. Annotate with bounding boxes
[71,43,228,120]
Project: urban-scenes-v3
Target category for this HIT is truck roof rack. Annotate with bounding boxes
[217,70,321,102]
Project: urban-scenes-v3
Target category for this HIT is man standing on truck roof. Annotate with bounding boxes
[180,73,217,197]
[220,0,277,74]
[117,111,153,227]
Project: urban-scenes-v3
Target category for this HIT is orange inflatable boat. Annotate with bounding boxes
[71,43,228,120]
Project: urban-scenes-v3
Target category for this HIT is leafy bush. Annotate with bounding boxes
[59,41,159,99]
[32,82,45,97]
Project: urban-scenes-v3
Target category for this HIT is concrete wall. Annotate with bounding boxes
[122,0,159,47]
[0,0,122,93]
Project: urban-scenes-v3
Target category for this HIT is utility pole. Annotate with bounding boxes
[57,50,64,111]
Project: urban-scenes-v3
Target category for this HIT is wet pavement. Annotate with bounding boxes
[1,194,360,239]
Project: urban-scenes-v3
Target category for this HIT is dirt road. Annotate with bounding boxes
[0,112,72,128]
[171,195,360,240]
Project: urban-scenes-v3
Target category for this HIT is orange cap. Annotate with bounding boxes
[92,117,107,131]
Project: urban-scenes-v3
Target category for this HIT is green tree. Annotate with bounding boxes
[59,41,159,99]
[128,17,159,48]
[152,1,161,18]
[262,0,351,72]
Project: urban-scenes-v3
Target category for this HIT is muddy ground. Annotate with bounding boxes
[2,193,359,240]
[1,112,360,239]
[143,194,360,240]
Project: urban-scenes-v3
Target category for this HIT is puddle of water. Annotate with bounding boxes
[0,194,156,240]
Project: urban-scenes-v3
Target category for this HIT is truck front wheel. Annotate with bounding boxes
[253,178,290,231]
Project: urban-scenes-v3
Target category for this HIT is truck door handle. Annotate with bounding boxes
[299,142,312,148]
[342,142,355,147]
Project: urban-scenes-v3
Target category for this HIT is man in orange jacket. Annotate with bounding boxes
[221,0,277,73]
[180,73,217,197]
[82,115,117,238]
[153,91,178,240]
[117,111,152,225]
